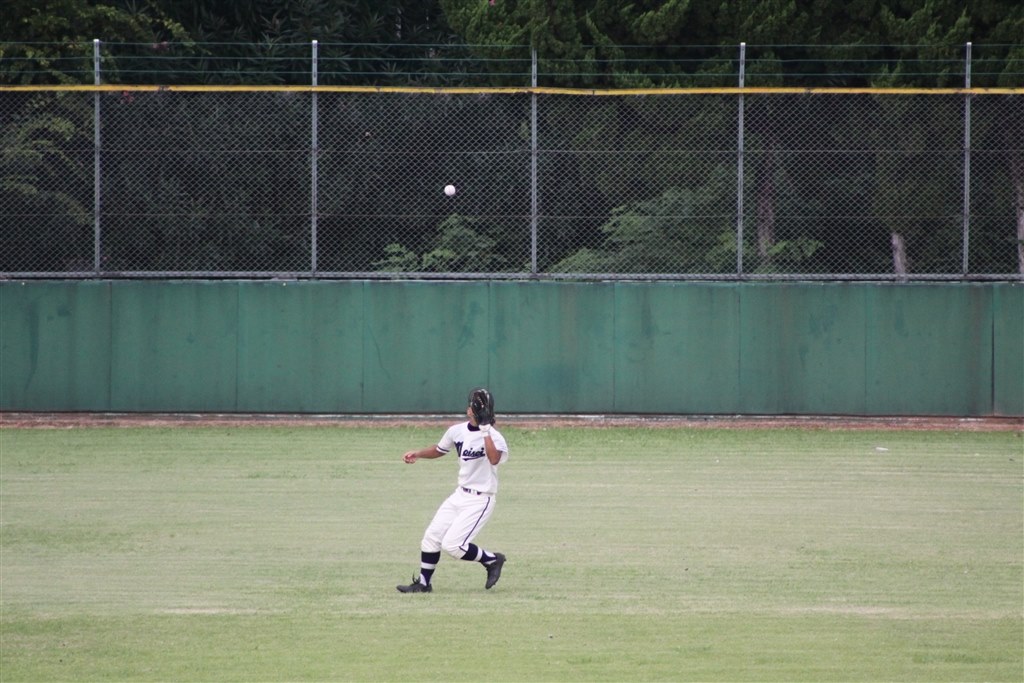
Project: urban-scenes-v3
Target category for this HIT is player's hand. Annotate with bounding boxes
[403,451,418,464]
[479,424,492,436]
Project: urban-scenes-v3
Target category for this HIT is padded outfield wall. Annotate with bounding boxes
[1,280,1021,417]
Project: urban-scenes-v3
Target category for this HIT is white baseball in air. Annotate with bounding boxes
[444,184,457,197]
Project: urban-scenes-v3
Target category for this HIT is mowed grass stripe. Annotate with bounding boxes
[1,426,1021,681]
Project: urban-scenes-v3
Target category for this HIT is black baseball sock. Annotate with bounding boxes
[460,543,496,564]
[420,551,441,585]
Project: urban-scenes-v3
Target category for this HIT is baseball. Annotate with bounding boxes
[444,184,456,197]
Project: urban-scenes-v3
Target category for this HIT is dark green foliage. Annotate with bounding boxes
[1,0,1021,277]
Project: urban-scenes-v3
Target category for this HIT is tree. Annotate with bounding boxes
[0,1,174,272]
[872,0,1023,274]
[441,0,719,87]
[4,0,1021,276]
[142,0,457,85]
[0,92,94,272]
[0,0,185,84]
[374,214,510,273]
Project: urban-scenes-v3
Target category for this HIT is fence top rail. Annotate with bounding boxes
[2,84,1022,96]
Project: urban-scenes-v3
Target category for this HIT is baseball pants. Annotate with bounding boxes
[422,487,496,558]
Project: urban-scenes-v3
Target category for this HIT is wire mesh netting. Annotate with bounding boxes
[1,88,1021,279]
[4,41,1021,89]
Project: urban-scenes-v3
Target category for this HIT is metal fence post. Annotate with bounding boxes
[962,41,972,275]
[311,39,319,276]
[736,42,746,276]
[531,47,539,275]
[93,39,101,274]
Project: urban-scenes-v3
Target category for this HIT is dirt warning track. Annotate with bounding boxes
[2,412,1021,432]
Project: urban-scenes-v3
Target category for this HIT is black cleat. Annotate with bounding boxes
[484,553,506,589]
[396,576,432,593]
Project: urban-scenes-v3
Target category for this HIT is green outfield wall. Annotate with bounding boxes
[1,280,1021,416]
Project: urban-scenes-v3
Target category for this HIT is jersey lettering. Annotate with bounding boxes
[454,440,485,461]
[461,447,486,461]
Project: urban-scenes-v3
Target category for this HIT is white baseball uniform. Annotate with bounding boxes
[421,422,509,557]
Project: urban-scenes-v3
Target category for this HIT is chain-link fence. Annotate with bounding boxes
[1,86,1021,279]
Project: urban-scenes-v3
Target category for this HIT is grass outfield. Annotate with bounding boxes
[0,425,1021,681]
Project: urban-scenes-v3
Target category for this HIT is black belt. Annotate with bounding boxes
[461,487,489,496]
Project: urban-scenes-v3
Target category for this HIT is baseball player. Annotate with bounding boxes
[396,388,509,593]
